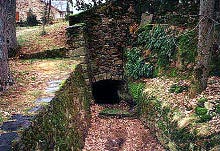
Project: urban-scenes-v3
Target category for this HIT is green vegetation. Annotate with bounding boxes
[177,31,197,69]
[128,82,145,101]
[125,25,177,80]
[215,104,220,114]
[169,84,188,93]
[197,97,208,107]
[125,24,198,80]
[17,65,91,150]
[195,107,208,115]
[197,114,212,123]
[125,47,153,79]
[137,25,176,73]
[128,82,145,115]
[0,113,3,123]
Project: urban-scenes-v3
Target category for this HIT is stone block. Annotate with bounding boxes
[140,13,153,25]
[94,75,99,81]
[85,79,90,85]
[106,73,111,79]
[70,47,85,57]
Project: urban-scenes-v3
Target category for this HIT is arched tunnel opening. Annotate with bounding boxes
[92,80,123,104]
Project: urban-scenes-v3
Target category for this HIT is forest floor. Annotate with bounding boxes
[143,75,220,137]
[83,103,165,151]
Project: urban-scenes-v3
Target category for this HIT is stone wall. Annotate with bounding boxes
[66,23,91,87]
[69,0,138,84]
[15,21,92,150]
[15,64,91,150]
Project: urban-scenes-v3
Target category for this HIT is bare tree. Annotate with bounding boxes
[192,0,215,94]
[74,0,106,10]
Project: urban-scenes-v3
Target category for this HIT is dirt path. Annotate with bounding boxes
[83,104,165,151]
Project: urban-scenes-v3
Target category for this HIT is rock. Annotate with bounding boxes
[0,132,18,146]
[35,97,53,104]
[140,12,153,25]
[105,138,125,151]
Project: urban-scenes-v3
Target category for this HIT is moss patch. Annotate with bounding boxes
[128,81,220,150]
[15,64,91,150]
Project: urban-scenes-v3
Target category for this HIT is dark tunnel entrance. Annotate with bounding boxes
[92,80,123,104]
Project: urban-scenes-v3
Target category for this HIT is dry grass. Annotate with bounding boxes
[17,22,68,54]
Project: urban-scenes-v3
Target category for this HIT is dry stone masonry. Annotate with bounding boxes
[67,0,138,85]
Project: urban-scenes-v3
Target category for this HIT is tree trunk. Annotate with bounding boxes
[192,0,215,95]
[47,0,51,24]
[6,0,17,58]
[0,0,11,91]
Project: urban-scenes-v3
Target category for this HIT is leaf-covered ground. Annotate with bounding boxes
[143,76,220,136]
[83,103,165,151]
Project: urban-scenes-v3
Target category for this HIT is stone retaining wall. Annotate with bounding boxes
[14,64,91,150]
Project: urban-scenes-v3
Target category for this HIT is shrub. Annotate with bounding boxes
[128,82,145,101]
[195,107,208,115]
[26,10,38,26]
[215,104,220,114]
[177,31,197,68]
[125,47,153,79]
[137,25,177,75]
[195,106,212,122]
[197,97,208,107]
[198,114,212,123]
[128,82,145,115]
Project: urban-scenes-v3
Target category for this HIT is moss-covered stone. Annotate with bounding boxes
[128,82,220,150]
[14,64,91,151]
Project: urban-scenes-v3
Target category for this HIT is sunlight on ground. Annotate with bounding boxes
[0,59,80,121]
[17,22,68,54]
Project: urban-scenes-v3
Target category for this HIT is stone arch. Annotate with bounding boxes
[91,72,123,83]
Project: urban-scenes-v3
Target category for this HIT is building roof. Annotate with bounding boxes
[51,1,67,12]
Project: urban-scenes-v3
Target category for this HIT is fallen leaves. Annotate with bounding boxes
[143,76,220,136]
[83,104,164,151]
